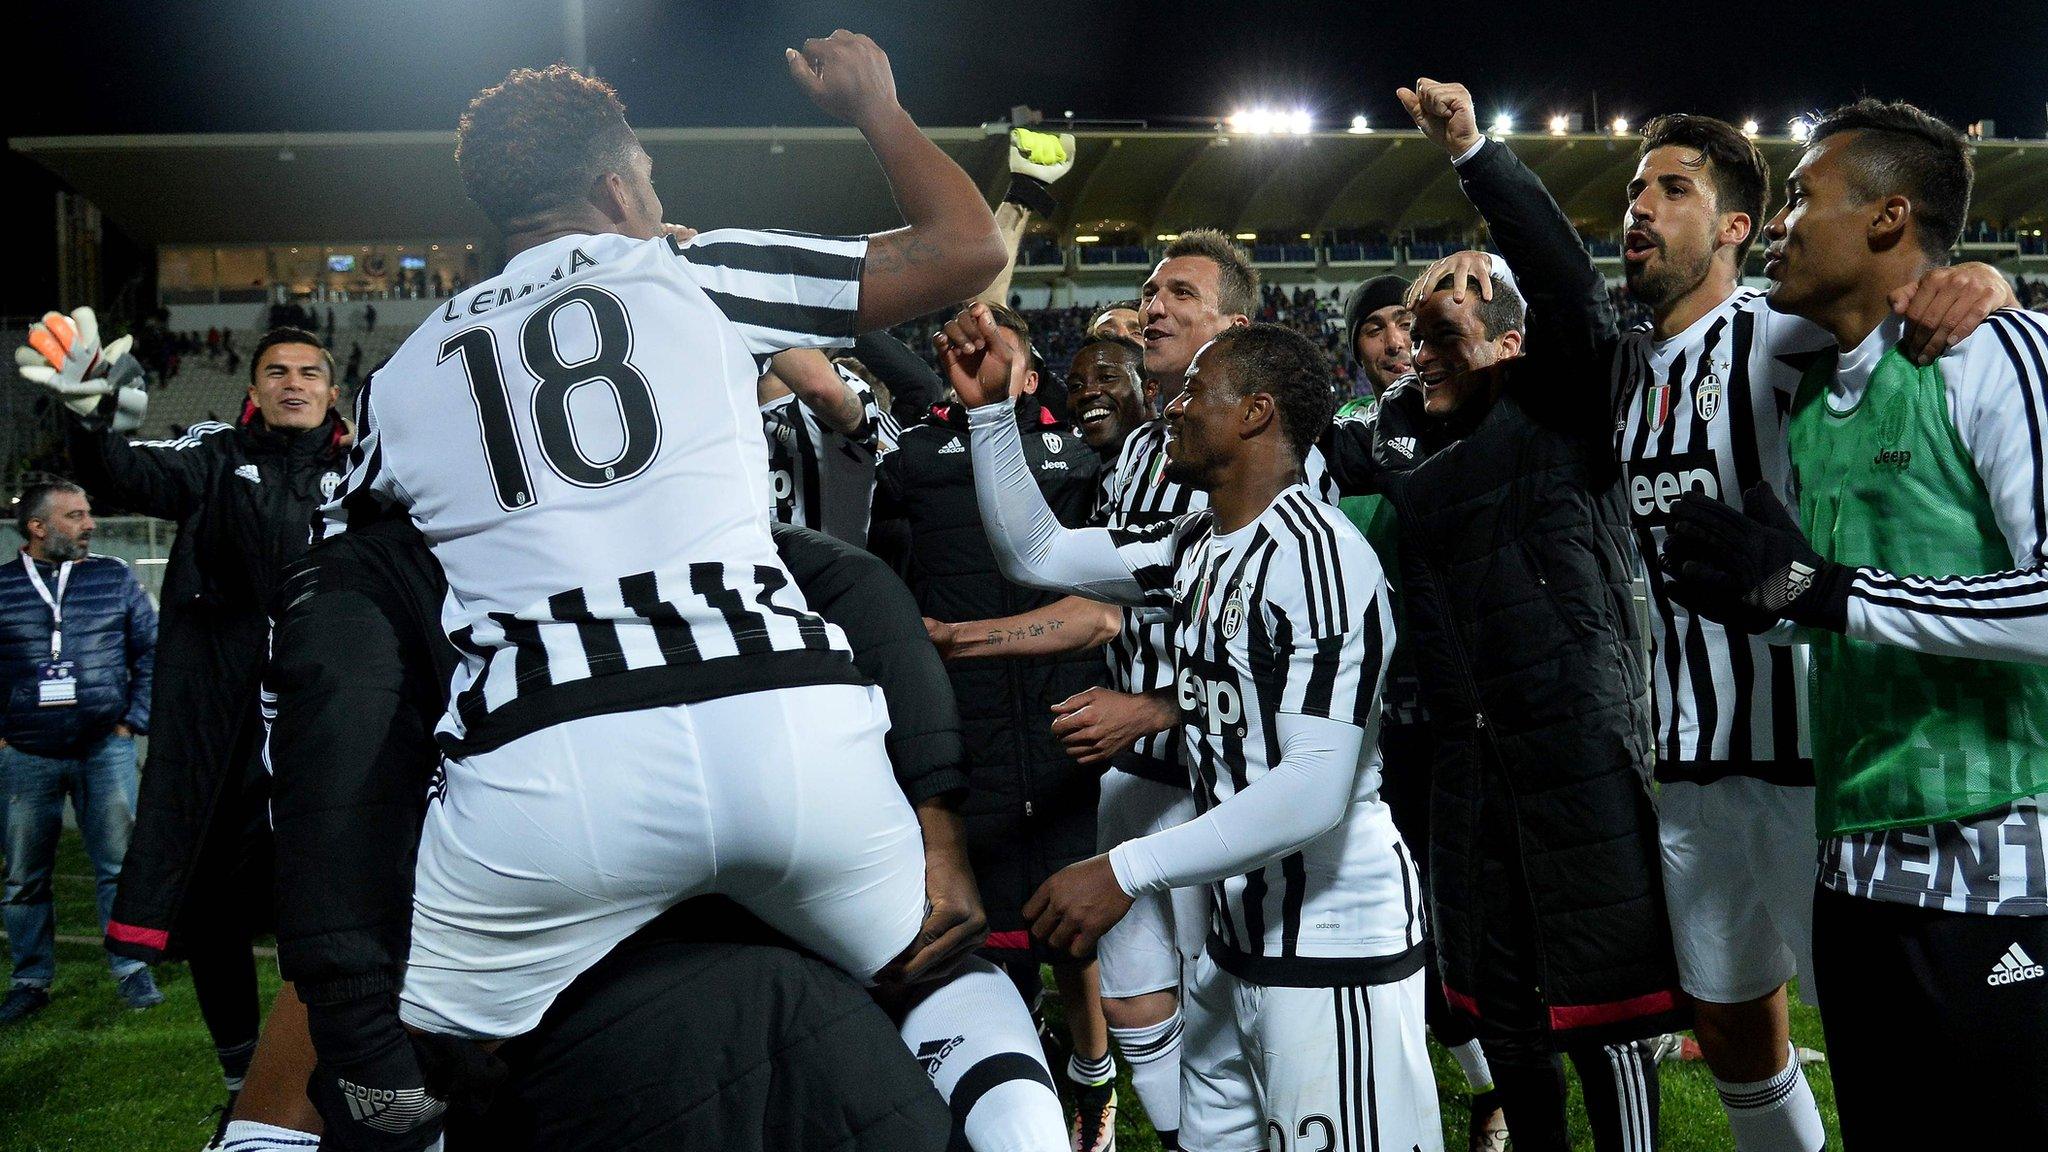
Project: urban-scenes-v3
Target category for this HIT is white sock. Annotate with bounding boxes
[899,957,1068,1152]
[216,1120,321,1150]
[1109,1011,1184,1140]
[1068,1048,1115,1087]
[1714,1045,1826,1152]
[1449,1037,1495,1093]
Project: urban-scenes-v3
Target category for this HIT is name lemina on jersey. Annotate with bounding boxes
[324,226,876,758]
[436,246,605,322]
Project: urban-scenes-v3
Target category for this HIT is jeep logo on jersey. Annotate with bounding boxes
[1872,447,1912,471]
[1627,451,1721,528]
[769,469,794,501]
[1177,667,1244,735]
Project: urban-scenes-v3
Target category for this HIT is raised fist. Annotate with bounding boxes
[932,302,1025,409]
[1397,78,1483,159]
[785,30,900,130]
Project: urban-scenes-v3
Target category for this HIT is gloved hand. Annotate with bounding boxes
[15,308,135,419]
[1003,127,1075,216]
[1661,483,1852,634]
[305,994,504,1152]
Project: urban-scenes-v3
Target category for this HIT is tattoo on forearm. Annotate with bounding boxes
[962,617,1065,653]
[868,232,944,274]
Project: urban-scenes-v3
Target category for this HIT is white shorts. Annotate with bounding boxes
[400,682,925,1039]
[1181,951,1442,1152]
[1658,776,1818,1005]
[1096,769,1209,999]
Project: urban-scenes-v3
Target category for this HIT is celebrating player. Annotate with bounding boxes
[941,302,1442,1152]
[1662,99,2048,1147]
[309,34,1071,1152]
[1403,74,2015,1151]
[929,232,1343,1151]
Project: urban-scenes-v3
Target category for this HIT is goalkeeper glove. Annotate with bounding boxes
[1661,483,1852,634]
[1004,127,1075,217]
[15,307,146,430]
[15,308,133,416]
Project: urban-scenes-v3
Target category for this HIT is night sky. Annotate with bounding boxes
[16,0,2048,140]
[8,1,2044,313]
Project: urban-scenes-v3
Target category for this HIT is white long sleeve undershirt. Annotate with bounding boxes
[967,398,1150,605]
[1109,713,1365,896]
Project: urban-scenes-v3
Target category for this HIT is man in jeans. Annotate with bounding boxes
[0,479,159,1023]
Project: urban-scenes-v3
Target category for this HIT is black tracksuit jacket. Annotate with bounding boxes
[1319,140,1684,1048]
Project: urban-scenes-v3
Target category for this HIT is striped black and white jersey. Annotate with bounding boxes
[1109,485,1423,979]
[1613,287,1830,780]
[1094,418,1342,784]
[317,229,871,754]
[760,363,897,548]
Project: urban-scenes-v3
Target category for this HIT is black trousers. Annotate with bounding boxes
[1812,886,2048,1148]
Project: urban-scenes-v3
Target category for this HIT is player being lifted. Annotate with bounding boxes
[307,33,1068,1152]
[1663,99,2048,1147]
[937,302,1442,1152]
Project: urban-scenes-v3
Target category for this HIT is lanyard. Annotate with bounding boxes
[21,552,74,660]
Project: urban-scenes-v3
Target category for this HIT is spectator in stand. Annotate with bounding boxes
[207,327,222,358]
[0,480,161,1025]
[15,312,351,1129]
[361,303,377,332]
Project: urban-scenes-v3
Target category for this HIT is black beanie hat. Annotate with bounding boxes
[1342,274,1411,363]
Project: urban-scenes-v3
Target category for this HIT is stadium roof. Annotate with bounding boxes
[14,127,2048,245]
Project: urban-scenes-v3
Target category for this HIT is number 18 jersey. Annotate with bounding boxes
[319,229,871,754]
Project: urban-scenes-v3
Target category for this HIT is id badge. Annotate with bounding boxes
[36,660,78,707]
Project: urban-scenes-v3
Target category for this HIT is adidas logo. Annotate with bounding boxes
[1387,436,1418,459]
[1987,943,2044,986]
[915,1035,964,1079]
[234,464,262,484]
[937,440,965,455]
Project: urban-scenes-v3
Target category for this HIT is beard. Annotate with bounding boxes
[1625,244,1713,313]
[1162,453,1209,490]
[41,530,88,562]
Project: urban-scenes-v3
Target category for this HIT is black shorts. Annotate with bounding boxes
[966,767,1100,960]
[1812,886,2048,1147]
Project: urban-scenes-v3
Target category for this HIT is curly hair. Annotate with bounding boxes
[1205,324,1336,461]
[456,65,643,229]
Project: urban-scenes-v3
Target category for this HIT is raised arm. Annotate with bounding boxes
[1399,80,1614,366]
[785,32,1005,330]
[853,330,945,426]
[768,348,867,435]
[975,129,1076,308]
[938,304,1170,605]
